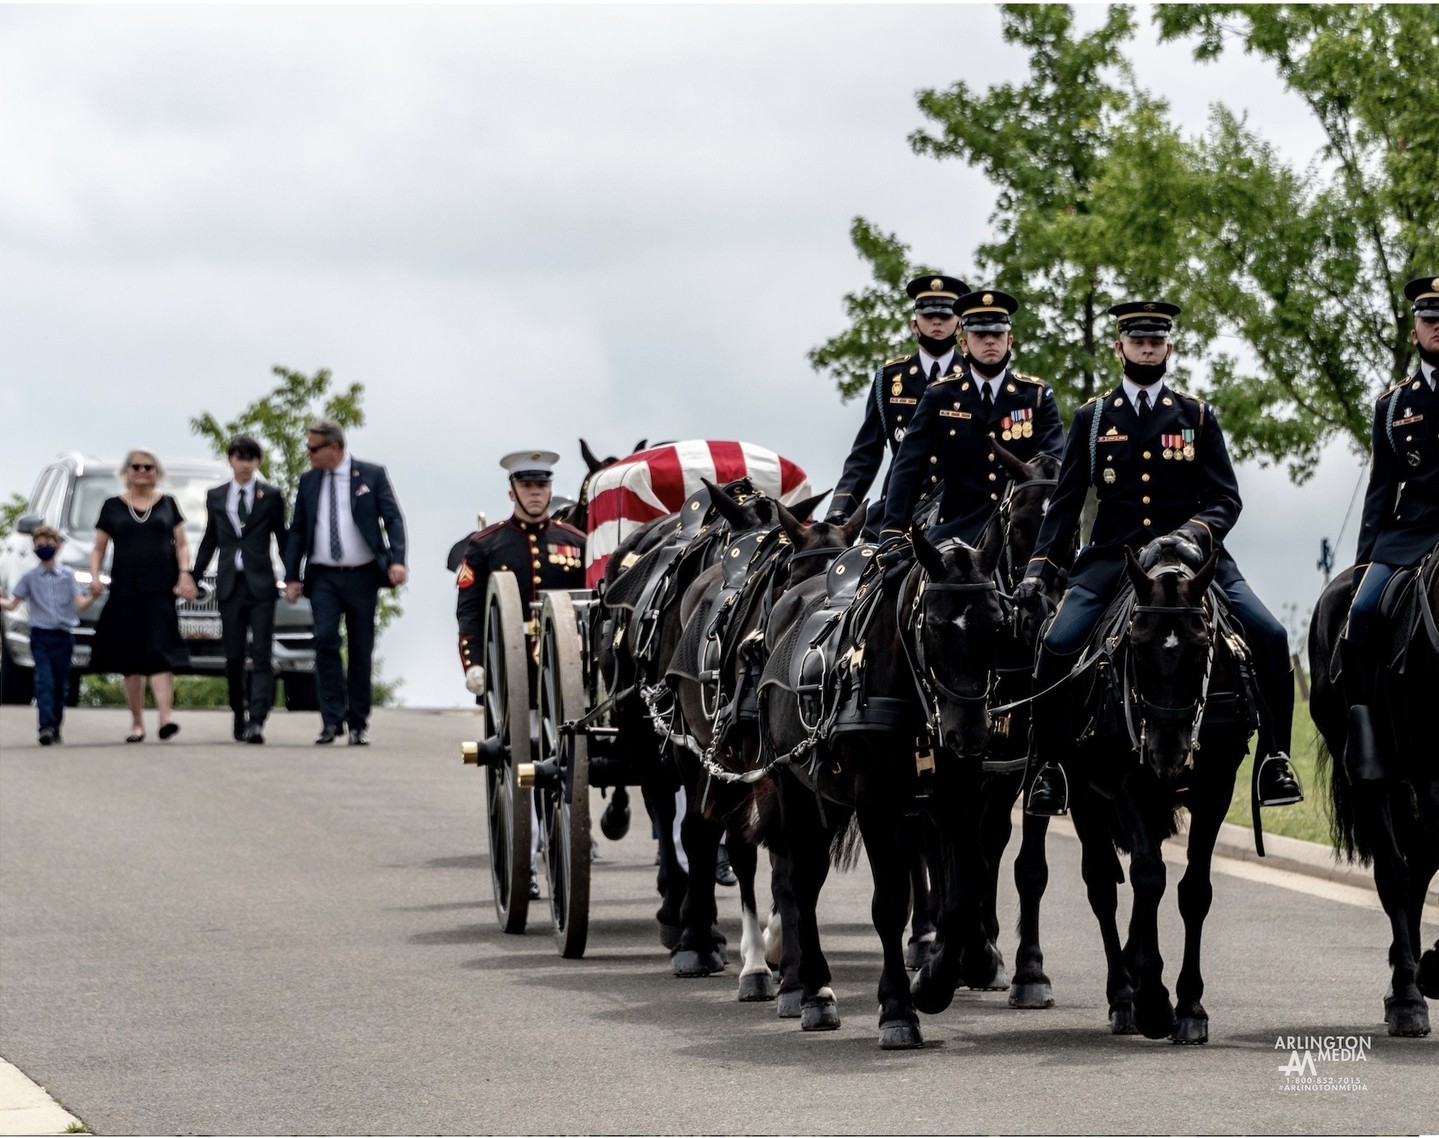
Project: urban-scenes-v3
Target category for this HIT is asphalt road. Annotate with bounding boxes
[1,706,1435,1136]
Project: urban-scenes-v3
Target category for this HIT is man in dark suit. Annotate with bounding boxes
[192,435,288,744]
[283,418,408,746]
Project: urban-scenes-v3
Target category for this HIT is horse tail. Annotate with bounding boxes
[829,812,863,872]
[1316,733,1367,865]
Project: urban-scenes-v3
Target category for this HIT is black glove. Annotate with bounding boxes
[1170,526,1207,568]
[1013,576,1046,608]
[823,509,851,526]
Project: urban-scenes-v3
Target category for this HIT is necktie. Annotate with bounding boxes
[928,361,939,385]
[237,487,249,525]
[1137,388,1151,428]
[982,383,994,416]
[327,470,342,560]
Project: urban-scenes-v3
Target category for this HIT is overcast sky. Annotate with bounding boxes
[1,3,1370,708]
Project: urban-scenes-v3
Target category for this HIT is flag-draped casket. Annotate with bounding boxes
[584,440,812,587]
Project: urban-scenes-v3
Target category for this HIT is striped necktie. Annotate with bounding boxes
[327,470,342,560]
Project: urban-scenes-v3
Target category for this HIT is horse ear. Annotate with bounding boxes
[703,477,749,528]
[633,439,648,453]
[912,529,945,577]
[1124,546,1151,597]
[991,437,1034,483]
[975,513,1004,576]
[774,500,806,544]
[580,439,602,473]
[839,500,869,546]
[788,490,828,523]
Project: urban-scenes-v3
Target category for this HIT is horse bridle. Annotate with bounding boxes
[907,571,1000,746]
[996,473,1058,592]
[1124,566,1216,756]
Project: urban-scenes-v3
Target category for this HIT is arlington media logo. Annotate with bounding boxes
[1274,1035,1372,1093]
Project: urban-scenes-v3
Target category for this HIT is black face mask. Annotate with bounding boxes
[969,349,1012,380]
[1417,345,1439,369]
[916,332,958,357]
[35,545,57,561]
[1122,355,1168,386]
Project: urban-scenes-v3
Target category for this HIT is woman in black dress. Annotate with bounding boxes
[88,449,199,742]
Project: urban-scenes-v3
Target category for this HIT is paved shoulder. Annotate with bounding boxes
[0,1057,83,1135]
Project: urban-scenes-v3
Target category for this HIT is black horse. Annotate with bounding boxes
[757,524,1007,1048]
[1057,543,1255,1043]
[665,497,865,994]
[1308,558,1439,1037]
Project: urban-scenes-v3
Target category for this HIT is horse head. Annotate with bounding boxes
[774,498,866,588]
[993,445,1062,586]
[909,519,1007,756]
[1123,543,1219,780]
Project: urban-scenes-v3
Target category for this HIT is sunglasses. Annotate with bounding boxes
[306,442,335,454]
[130,463,156,471]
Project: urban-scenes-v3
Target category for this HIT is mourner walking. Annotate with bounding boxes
[827,274,969,537]
[456,450,586,899]
[1015,300,1302,814]
[283,419,408,746]
[879,287,1064,543]
[1337,274,1439,772]
[192,435,289,745]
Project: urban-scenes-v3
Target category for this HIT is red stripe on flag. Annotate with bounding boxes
[707,440,747,484]
[779,455,804,494]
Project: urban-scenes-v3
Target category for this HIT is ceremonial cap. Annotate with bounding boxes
[1109,300,1181,337]
[500,450,560,481]
[907,274,969,315]
[956,288,1019,333]
[1404,275,1439,317]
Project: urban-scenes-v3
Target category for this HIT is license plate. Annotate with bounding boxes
[179,616,222,640]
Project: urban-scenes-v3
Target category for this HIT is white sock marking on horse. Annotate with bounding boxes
[763,908,783,969]
[739,898,768,977]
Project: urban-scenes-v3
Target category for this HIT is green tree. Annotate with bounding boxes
[0,491,28,537]
[1154,3,1439,473]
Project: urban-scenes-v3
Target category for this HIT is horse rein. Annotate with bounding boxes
[1125,568,1217,756]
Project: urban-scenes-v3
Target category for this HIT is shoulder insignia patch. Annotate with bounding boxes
[884,354,914,367]
[1169,389,1203,404]
[1013,372,1046,386]
[456,563,476,589]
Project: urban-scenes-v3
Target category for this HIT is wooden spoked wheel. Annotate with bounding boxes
[482,573,533,933]
[536,593,592,958]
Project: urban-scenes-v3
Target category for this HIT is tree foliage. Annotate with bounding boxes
[0,491,29,538]
[189,365,365,504]
[811,3,1439,480]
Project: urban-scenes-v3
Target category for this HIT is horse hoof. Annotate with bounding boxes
[1386,1002,1432,1038]
[776,990,803,1019]
[1008,981,1055,1009]
[800,995,841,1031]
[905,938,936,971]
[672,949,725,978]
[1171,1017,1209,1044]
[737,971,776,1002]
[1417,949,1439,1000]
[910,966,956,1016]
[1137,1004,1177,1041]
[879,1019,925,1050]
[658,922,682,951]
[1109,1005,1138,1035]
[967,964,1010,992]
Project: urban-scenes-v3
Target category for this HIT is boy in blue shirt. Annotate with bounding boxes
[0,525,96,744]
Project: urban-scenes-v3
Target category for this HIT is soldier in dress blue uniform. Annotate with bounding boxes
[826,274,970,537]
[455,450,586,898]
[1014,301,1301,814]
[879,288,1065,543]
[1338,275,1439,770]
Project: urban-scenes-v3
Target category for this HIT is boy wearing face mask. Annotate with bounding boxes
[0,525,96,745]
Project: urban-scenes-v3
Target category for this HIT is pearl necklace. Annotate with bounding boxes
[127,495,156,524]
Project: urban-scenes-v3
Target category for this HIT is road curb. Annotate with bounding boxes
[0,1058,83,1135]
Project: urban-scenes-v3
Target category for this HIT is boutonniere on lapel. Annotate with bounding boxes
[356,484,370,496]
[255,489,265,499]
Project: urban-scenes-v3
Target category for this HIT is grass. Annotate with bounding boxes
[1222,683,1333,846]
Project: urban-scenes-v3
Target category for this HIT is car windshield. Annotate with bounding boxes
[68,473,215,540]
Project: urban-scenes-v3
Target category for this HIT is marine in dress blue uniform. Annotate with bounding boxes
[827,274,969,538]
[880,288,1065,543]
[1016,301,1301,813]
[1338,275,1439,767]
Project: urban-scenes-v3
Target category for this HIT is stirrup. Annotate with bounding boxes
[1025,763,1070,817]
[1255,752,1304,807]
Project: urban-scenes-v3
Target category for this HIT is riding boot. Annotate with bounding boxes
[1337,636,1388,785]
[1024,644,1077,816]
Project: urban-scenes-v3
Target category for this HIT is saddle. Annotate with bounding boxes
[1376,552,1439,676]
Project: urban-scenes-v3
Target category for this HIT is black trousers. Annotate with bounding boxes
[308,564,379,731]
[220,582,277,725]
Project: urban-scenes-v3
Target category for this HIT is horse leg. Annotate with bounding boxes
[1117,795,1176,1041]
[1410,781,1439,1001]
[1070,800,1134,1034]
[1170,771,1233,1045]
[768,850,804,1018]
[1009,808,1055,1009]
[777,773,841,1031]
[641,773,688,951]
[729,829,776,1001]
[856,769,924,1049]
[673,796,725,977]
[905,843,938,971]
[960,775,1013,990]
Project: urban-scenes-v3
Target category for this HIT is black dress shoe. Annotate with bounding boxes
[1257,753,1304,807]
[715,846,738,887]
[1025,764,1069,816]
[233,713,246,742]
[38,728,56,746]
[348,728,369,746]
[243,722,265,745]
[315,726,341,744]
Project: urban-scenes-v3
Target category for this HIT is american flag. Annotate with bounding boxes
[584,440,811,586]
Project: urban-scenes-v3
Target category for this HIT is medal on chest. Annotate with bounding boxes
[1000,407,1033,441]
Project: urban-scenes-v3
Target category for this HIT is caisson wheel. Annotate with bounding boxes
[482,574,533,933]
[536,593,591,958]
